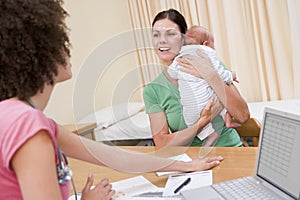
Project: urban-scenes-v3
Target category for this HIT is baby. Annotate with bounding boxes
[168,26,240,146]
[186,26,240,126]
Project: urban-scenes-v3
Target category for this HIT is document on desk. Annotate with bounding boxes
[162,170,212,197]
[68,176,160,200]
[111,175,160,199]
[156,153,192,177]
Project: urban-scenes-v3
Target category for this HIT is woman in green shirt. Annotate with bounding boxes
[143,9,249,147]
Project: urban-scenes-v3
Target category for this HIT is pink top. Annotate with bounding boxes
[0,99,70,199]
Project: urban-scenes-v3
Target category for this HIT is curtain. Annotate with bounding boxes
[127,0,300,102]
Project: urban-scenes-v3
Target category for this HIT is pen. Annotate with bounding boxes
[174,177,191,194]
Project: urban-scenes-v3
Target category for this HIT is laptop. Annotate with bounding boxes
[181,107,300,200]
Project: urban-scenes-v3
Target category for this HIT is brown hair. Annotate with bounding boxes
[152,8,187,34]
[0,0,71,101]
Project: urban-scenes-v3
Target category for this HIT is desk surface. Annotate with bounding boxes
[69,146,257,192]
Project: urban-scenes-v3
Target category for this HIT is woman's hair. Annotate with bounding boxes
[152,8,187,34]
[0,0,71,101]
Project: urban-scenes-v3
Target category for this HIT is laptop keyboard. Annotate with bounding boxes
[212,176,281,200]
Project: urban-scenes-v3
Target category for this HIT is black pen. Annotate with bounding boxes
[174,177,191,194]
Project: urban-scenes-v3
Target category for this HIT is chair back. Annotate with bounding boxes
[236,118,261,147]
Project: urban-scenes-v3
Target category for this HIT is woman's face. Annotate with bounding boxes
[152,18,184,66]
[54,55,72,84]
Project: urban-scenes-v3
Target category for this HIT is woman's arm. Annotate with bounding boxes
[57,124,222,173]
[149,112,204,147]
[177,51,250,123]
[148,98,220,147]
[12,131,63,200]
[13,130,115,200]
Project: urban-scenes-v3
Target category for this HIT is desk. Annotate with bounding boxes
[63,123,97,140]
[69,146,257,193]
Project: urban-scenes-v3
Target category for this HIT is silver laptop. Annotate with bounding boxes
[181,107,300,200]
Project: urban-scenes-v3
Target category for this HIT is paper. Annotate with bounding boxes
[112,175,159,199]
[131,188,182,199]
[68,176,159,200]
[156,153,192,176]
[162,170,213,197]
[68,193,80,200]
[118,197,182,199]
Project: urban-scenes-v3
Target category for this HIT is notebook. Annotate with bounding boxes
[181,107,300,200]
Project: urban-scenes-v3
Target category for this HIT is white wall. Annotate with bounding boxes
[44,1,142,124]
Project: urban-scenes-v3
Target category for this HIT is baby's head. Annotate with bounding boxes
[185,25,215,49]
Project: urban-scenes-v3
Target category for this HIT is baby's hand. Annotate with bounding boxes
[232,71,239,83]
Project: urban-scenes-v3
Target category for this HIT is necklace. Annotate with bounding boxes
[25,98,38,109]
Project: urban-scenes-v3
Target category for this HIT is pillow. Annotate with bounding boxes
[94,111,152,141]
[78,102,145,128]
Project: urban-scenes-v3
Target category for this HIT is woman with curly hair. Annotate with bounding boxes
[0,1,223,199]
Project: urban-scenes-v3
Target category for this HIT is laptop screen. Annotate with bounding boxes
[257,109,300,199]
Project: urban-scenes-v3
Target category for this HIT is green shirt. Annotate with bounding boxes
[143,73,242,147]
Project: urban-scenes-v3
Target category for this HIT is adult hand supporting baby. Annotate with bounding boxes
[177,49,214,79]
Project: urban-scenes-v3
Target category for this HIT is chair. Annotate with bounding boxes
[235,118,261,147]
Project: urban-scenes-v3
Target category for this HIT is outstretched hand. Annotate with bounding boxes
[81,173,115,200]
[189,156,224,171]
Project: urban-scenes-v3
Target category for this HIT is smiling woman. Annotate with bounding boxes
[151,15,184,66]
[150,10,186,90]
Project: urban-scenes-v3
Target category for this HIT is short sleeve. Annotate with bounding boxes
[143,84,164,114]
[2,110,58,170]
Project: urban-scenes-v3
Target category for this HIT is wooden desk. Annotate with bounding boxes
[63,123,97,140]
[69,146,257,192]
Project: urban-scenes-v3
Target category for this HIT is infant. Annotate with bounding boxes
[168,26,240,146]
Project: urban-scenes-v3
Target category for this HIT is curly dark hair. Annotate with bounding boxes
[0,0,71,101]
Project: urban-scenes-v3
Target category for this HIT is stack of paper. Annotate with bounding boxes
[111,176,159,199]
